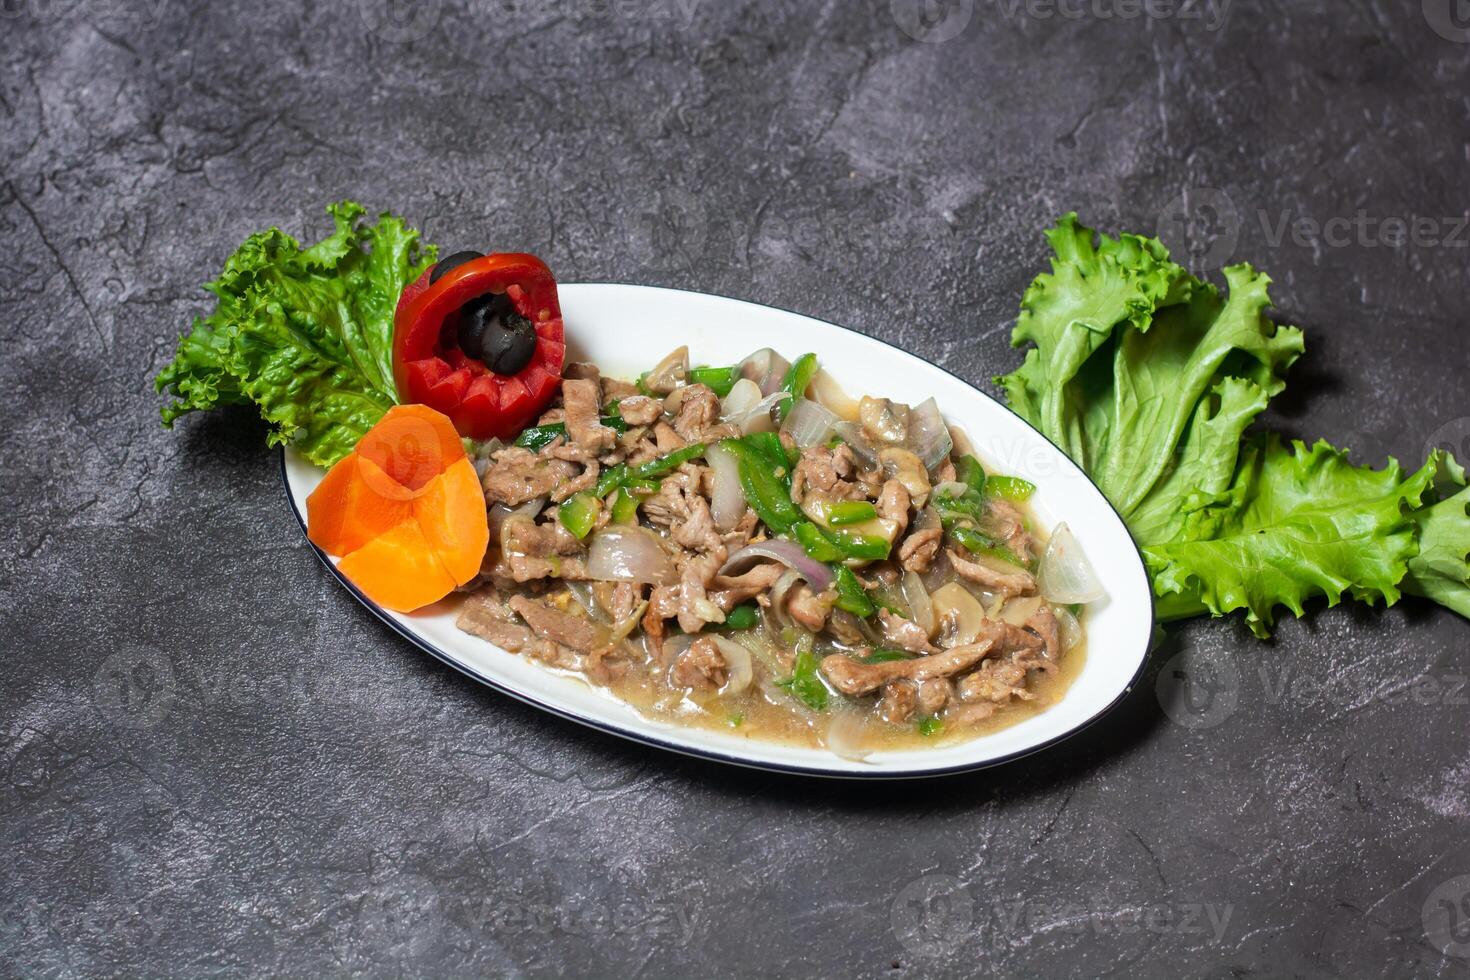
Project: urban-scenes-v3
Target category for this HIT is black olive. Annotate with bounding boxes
[429,250,484,284]
[456,293,538,375]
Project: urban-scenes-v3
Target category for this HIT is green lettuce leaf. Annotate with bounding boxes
[155,201,435,467]
[1145,438,1440,636]
[1001,214,1470,633]
[1405,456,1470,618]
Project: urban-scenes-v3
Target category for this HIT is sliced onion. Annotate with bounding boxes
[948,424,977,458]
[907,397,953,472]
[489,497,546,542]
[710,635,754,696]
[587,527,678,585]
[1037,522,1106,604]
[823,709,873,762]
[808,369,860,422]
[721,378,785,433]
[833,422,879,467]
[902,570,935,637]
[930,582,985,647]
[644,346,689,394]
[767,567,802,632]
[931,481,970,500]
[704,442,746,532]
[721,377,763,421]
[740,392,788,434]
[721,540,834,591]
[737,348,791,397]
[1053,603,1083,651]
[611,601,649,642]
[565,581,609,623]
[781,398,838,449]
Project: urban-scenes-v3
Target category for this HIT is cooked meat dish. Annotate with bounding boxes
[454,346,1099,757]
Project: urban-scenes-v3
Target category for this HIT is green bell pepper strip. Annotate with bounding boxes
[723,438,802,533]
[954,454,986,490]
[833,565,876,618]
[741,430,796,472]
[625,476,660,496]
[632,442,707,480]
[557,492,601,540]
[594,463,629,500]
[826,528,892,562]
[985,475,1036,501]
[688,366,739,397]
[950,525,1027,568]
[793,522,843,562]
[610,487,641,525]
[515,413,628,450]
[775,638,829,712]
[777,353,819,421]
[827,500,878,527]
[933,487,986,525]
[917,716,944,737]
[722,603,760,630]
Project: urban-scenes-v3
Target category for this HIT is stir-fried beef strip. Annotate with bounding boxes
[898,527,943,573]
[947,548,1037,597]
[820,638,997,697]
[791,445,867,504]
[671,636,728,690]
[786,583,835,633]
[562,378,617,453]
[458,353,1080,738]
[483,448,578,506]
[878,609,939,655]
[619,395,663,426]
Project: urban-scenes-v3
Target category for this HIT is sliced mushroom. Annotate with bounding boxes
[880,446,931,507]
[859,396,910,444]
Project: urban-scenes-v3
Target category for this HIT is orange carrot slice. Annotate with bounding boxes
[412,458,491,585]
[306,405,488,612]
[307,455,414,556]
[355,403,465,490]
[338,520,458,611]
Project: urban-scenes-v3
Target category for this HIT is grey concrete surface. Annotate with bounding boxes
[3,0,1469,976]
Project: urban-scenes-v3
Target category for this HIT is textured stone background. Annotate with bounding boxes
[3,0,1469,976]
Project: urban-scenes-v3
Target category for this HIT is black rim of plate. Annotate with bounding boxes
[277,282,1158,780]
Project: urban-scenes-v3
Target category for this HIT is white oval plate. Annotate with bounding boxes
[282,283,1154,778]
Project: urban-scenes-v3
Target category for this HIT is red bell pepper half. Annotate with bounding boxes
[392,253,565,440]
